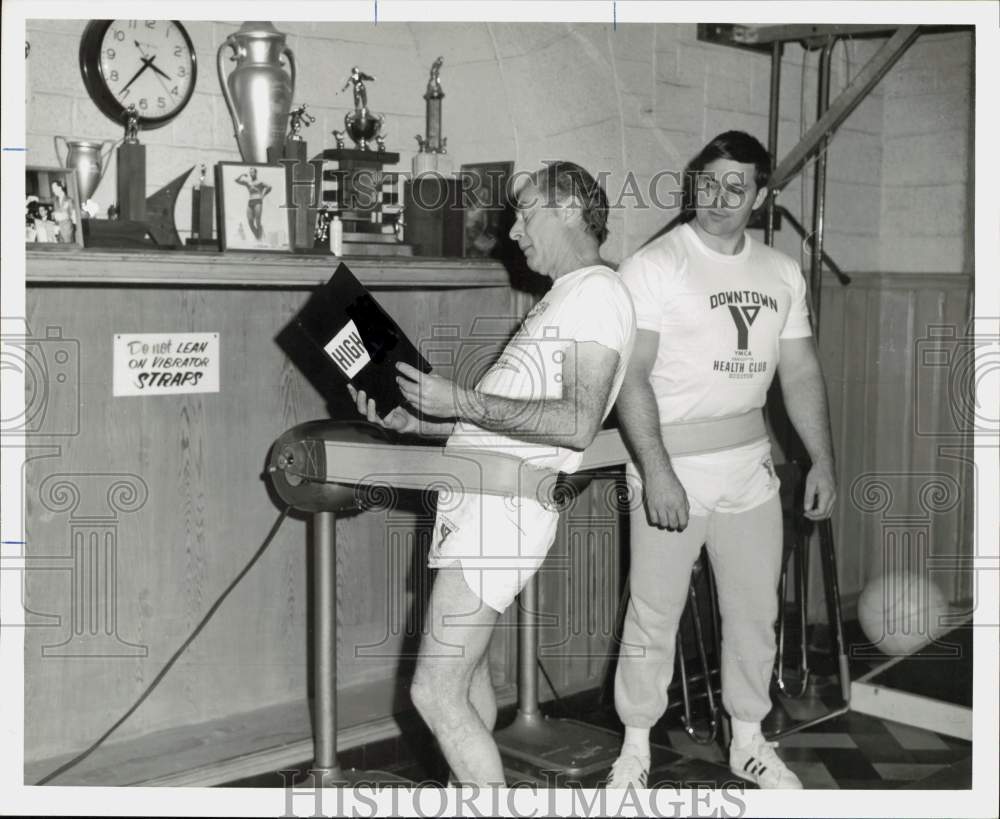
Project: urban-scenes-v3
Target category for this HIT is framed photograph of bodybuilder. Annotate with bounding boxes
[215,162,291,252]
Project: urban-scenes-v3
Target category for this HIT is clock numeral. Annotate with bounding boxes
[171,86,179,96]
[145,21,156,29]
[113,29,125,41]
[158,97,166,109]
[120,88,130,100]
[105,48,116,60]
[174,45,183,57]
[177,66,186,77]
[138,98,148,111]
[128,20,137,29]
[109,70,119,82]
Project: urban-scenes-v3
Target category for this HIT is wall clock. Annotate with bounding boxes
[79,19,197,130]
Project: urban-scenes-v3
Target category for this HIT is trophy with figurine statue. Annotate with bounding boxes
[316,66,408,255]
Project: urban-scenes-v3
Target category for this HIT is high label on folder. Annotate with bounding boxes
[324,320,371,378]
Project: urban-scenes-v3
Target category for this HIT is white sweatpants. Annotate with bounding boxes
[614,440,784,727]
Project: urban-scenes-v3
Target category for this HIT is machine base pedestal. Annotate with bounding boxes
[309,766,413,787]
[495,713,622,785]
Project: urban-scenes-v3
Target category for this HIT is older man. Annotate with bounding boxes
[351,161,636,786]
[608,131,836,789]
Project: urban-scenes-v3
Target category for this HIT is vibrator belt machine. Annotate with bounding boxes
[268,411,850,784]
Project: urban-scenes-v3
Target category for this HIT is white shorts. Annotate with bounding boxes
[428,491,560,613]
[627,438,780,516]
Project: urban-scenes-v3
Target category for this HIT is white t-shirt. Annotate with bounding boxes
[619,222,812,424]
[446,264,636,474]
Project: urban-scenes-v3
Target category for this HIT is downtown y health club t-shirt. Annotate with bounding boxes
[619,222,812,425]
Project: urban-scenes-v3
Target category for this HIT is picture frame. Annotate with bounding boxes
[460,161,515,258]
[25,165,85,249]
[215,162,291,252]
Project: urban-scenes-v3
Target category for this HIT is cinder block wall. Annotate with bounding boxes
[26,20,970,270]
[878,31,974,273]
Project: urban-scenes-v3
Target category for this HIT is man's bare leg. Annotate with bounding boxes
[411,567,504,786]
[469,654,497,731]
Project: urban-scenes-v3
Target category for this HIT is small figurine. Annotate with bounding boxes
[426,56,444,98]
[288,103,316,141]
[197,162,207,188]
[331,129,346,150]
[414,134,426,152]
[123,104,140,144]
[342,66,375,110]
[376,131,387,153]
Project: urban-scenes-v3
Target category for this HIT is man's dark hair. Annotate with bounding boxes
[532,160,610,245]
[682,130,771,213]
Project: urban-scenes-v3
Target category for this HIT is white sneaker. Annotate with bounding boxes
[605,748,650,789]
[729,736,803,789]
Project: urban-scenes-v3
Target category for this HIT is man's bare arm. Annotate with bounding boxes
[615,330,671,475]
[615,329,689,530]
[397,341,619,451]
[777,336,837,519]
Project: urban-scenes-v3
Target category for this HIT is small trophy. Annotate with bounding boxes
[189,163,215,246]
[413,57,449,176]
[267,103,322,251]
[267,102,315,164]
[288,104,316,142]
[117,104,146,221]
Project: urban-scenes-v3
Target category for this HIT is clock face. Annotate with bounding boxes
[80,20,197,129]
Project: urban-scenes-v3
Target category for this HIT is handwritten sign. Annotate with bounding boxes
[113,333,220,397]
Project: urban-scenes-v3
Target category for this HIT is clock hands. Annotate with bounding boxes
[132,40,173,80]
[146,58,172,81]
[119,40,175,104]
[120,60,152,93]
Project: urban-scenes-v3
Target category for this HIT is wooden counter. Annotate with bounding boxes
[22,248,623,784]
[25,247,517,289]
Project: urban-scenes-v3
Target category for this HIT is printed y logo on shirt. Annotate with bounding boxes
[728,305,762,351]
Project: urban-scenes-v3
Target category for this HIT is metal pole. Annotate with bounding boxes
[517,573,540,718]
[810,39,836,337]
[313,511,343,782]
[819,519,852,703]
[765,40,783,246]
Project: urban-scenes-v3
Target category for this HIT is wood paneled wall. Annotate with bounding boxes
[22,266,538,765]
[815,272,974,610]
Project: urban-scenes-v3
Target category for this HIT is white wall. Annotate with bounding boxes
[878,31,974,273]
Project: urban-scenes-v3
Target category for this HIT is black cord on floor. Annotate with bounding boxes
[36,506,291,786]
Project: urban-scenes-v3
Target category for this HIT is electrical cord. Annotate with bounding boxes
[35,506,291,785]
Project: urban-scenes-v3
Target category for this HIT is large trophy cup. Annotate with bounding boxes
[54,136,115,204]
[218,21,297,163]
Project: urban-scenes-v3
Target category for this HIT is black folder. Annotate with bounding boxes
[289,262,432,417]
